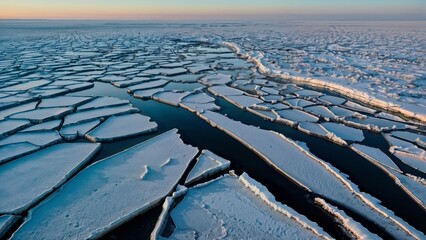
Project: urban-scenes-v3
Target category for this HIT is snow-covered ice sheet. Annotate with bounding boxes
[63,104,139,126]
[0,130,62,147]
[198,111,424,239]
[153,91,191,107]
[9,107,73,123]
[12,129,198,240]
[0,143,100,214]
[155,173,331,240]
[60,119,100,141]
[20,120,61,132]
[0,142,39,165]
[350,144,400,171]
[85,113,158,142]
[322,122,364,142]
[0,119,31,136]
[391,131,426,148]
[77,97,129,111]
[199,73,232,86]
[185,150,231,185]
[38,96,91,108]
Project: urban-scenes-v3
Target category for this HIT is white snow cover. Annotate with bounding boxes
[314,198,380,240]
[185,149,231,185]
[12,129,198,240]
[383,134,426,161]
[322,122,364,142]
[198,111,425,239]
[319,95,347,105]
[350,144,400,171]
[85,113,158,142]
[304,106,338,119]
[0,143,100,214]
[180,93,220,113]
[0,215,19,239]
[154,173,331,239]
[0,142,39,165]
[297,122,329,138]
[224,95,263,109]
[220,41,426,123]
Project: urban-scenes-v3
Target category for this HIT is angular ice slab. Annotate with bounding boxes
[60,119,101,141]
[184,150,231,185]
[20,120,61,132]
[304,106,338,120]
[0,142,39,165]
[208,85,244,96]
[12,129,198,240]
[0,102,37,120]
[133,87,165,100]
[297,122,329,138]
[63,105,139,126]
[38,96,91,108]
[225,95,263,109]
[154,173,331,240]
[319,95,347,105]
[276,109,319,126]
[383,134,426,161]
[391,131,426,148]
[77,97,129,111]
[180,93,220,113]
[199,73,232,86]
[153,91,191,107]
[0,215,19,239]
[0,119,31,137]
[322,122,364,142]
[0,130,62,147]
[127,79,169,93]
[350,144,400,171]
[198,111,424,239]
[0,143,100,214]
[9,107,73,123]
[86,114,158,142]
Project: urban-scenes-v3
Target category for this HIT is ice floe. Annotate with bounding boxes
[184,150,231,185]
[85,113,158,142]
[198,111,424,239]
[9,107,73,123]
[0,119,31,137]
[350,144,400,171]
[0,143,100,214]
[0,142,40,165]
[0,130,62,147]
[60,119,100,141]
[154,173,331,239]
[321,122,364,142]
[12,129,197,239]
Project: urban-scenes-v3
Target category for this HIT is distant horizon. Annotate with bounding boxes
[1,0,425,21]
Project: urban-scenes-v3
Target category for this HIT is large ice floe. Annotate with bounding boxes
[12,129,198,239]
[198,111,425,239]
[153,173,332,240]
[0,143,101,214]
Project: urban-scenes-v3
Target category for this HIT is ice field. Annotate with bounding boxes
[0,20,425,239]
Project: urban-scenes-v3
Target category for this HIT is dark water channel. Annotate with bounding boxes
[73,82,425,239]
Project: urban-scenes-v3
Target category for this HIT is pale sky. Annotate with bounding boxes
[1,0,425,20]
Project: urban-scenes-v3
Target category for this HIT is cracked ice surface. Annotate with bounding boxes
[12,129,198,240]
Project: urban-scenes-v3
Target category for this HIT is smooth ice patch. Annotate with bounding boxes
[322,122,364,142]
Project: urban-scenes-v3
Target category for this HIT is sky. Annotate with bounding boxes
[0,0,425,20]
